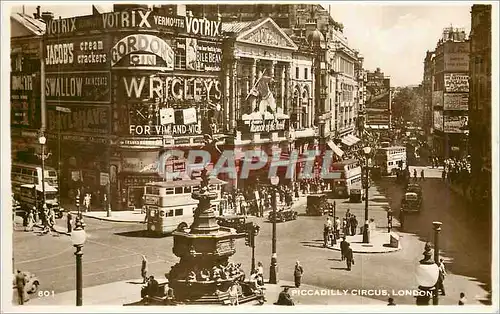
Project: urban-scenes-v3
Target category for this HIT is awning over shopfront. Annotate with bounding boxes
[341,136,356,146]
[327,141,344,157]
[348,134,361,145]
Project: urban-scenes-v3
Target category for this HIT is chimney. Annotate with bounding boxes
[41,11,54,23]
[33,6,41,19]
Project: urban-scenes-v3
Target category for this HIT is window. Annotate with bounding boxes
[175,187,183,194]
[175,208,183,216]
[184,187,192,193]
[167,210,174,217]
[296,67,299,79]
[304,68,308,80]
[166,188,174,195]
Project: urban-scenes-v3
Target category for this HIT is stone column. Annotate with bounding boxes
[231,57,240,129]
[271,60,277,77]
[284,63,291,116]
[250,59,257,113]
[280,64,285,115]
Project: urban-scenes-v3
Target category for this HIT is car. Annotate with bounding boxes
[268,207,298,223]
[216,215,247,234]
[401,192,422,213]
[12,271,39,295]
[306,194,329,216]
[406,183,422,199]
[349,188,363,203]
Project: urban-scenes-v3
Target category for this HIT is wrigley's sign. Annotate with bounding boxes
[45,9,222,38]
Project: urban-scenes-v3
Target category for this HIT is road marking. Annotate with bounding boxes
[15,246,73,265]
[32,253,140,274]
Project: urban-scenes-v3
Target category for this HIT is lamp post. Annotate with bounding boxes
[415,242,439,305]
[432,221,442,305]
[362,146,372,243]
[38,134,47,206]
[269,175,279,284]
[71,216,87,306]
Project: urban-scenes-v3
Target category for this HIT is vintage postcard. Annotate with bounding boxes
[1,1,498,312]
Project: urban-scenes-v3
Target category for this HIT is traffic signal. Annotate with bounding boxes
[245,232,251,246]
[75,193,80,209]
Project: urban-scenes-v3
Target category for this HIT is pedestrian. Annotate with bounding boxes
[458,292,466,305]
[293,261,304,288]
[141,255,148,284]
[420,169,425,181]
[387,297,396,305]
[335,217,341,239]
[67,212,73,233]
[345,243,354,271]
[442,169,446,182]
[25,210,35,232]
[15,270,26,305]
[340,237,349,261]
[256,261,264,285]
[342,218,348,236]
[324,217,332,247]
[274,286,294,306]
[146,275,159,298]
[294,183,299,198]
[437,258,446,295]
[413,169,417,181]
[350,215,358,236]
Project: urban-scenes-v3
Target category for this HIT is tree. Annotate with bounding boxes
[391,87,424,126]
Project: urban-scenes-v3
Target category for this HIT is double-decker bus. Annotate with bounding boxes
[326,159,362,199]
[374,146,407,176]
[11,163,58,195]
[143,178,227,235]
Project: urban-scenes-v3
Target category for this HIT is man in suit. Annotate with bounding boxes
[340,237,349,261]
[345,243,354,271]
[15,270,26,305]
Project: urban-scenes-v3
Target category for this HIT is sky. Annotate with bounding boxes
[8,2,473,87]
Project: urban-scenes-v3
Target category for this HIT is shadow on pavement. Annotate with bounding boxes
[373,176,492,303]
[114,230,171,238]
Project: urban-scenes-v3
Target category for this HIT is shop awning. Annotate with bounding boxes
[327,140,344,157]
[341,136,355,146]
[348,134,361,145]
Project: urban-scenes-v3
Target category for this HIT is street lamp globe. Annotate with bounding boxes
[363,146,372,155]
[38,135,47,145]
[71,227,87,247]
[416,243,439,288]
[270,176,280,186]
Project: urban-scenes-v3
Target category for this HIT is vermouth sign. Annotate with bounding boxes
[45,72,111,103]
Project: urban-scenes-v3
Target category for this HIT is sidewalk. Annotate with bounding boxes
[26,278,386,306]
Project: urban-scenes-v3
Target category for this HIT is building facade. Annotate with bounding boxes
[469,4,491,197]
[364,68,392,138]
[431,27,470,159]
[422,50,435,144]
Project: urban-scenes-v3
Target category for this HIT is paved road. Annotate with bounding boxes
[13,173,491,305]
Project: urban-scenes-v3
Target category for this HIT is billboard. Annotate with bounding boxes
[443,93,468,110]
[182,38,222,72]
[444,73,469,93]
[44,35,111,71]
[432,91,443,107]
[45,72,111,103]
[444,115,468,133]
[47,105,110,134]
[444,42,469,72]
[365,76,390,110]
[433,110,443,131]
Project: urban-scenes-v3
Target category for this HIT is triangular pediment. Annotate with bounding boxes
[237,18,298,51]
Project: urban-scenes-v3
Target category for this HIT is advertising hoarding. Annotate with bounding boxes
[366,112,390,124]
[432,91,443,107]
[444,73,469,93]
[181,38,222,72]
[45,72,111,103]
[444,115,468,133]
[444,53,469,72]
[433,110,443,131]
[11,74,39,128]
[44,35,111,71]
[47,105,110,134]
[45,9,221,38]
[443,93,468,110]
[365,76,390,110]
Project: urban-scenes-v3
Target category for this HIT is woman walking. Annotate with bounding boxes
[141,255,148,284]
[293,261,304,288]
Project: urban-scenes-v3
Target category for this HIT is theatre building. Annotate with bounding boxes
[221,17,307,190]
[38,6,225,210]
